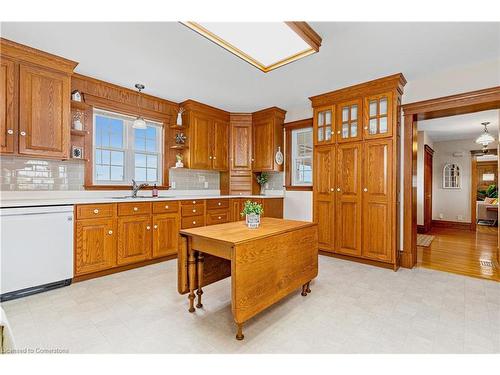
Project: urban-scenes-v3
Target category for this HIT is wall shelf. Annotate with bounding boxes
[71,100,92,111]
[71,129,89,137]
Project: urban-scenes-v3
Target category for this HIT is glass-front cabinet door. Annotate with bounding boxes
[364,92,393,139]
[313,106,334,145]
[337,99,362,143]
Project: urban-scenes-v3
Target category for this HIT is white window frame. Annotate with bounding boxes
[92,108,163,186]
[291,127,313,186]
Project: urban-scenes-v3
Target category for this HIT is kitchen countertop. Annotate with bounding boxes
[0,194,283,208]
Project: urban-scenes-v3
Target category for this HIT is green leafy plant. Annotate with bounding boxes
[477,184,498,200]
[240,200,264,217]
[256,172,269,186]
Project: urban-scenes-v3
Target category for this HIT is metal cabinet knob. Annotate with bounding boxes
[337,131,341,134]
[93,209,99,214]
[330,188,334,192]
[337,188,341,192]
[193,221,196,225]
[218,216,222,220]
[213,156,216,160]
[218,202,221,206]
[133,207,138,211]
[209,156,212,159]
[20,131,26,136]
[154,225,158,229]
[363,188,368,192]
[146,226,151,230]
[108,230,113,235]
[165,205,169,209]
[7,129,13,135]
[192,209,196,213]
[364,126,368,130]
[192,201,196,204]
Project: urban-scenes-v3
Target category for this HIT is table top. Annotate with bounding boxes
[180,218,316,245]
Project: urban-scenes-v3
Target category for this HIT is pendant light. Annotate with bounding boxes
[133,83,147,129]
[475,121,495,146]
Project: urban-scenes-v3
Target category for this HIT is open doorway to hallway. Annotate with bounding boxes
[415,109,500,281]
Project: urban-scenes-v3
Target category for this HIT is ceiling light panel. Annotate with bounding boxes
[182,22,321,72]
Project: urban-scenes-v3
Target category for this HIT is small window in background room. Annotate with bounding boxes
[291,128,313,186]
[93,109,163,186]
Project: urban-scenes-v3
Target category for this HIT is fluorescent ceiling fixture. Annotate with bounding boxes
[182,22,322,73]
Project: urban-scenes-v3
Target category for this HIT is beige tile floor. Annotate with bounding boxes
[2,256,500,354]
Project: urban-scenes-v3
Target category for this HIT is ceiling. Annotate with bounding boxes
[1,22,499,112]
[418,110,500,142]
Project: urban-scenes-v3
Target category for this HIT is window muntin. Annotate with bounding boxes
[93,109,163,185]
[291,127,313,186]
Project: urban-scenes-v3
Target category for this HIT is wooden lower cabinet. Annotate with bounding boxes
[75,218,116,276]
[152,213,179,258]
[117,215,152,265]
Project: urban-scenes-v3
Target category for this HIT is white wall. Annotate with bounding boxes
[284,190,313,222]
[416,132,434,225]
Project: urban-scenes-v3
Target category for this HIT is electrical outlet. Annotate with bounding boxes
[439,213,444,219]
[204,181,209,189]
[171,181,176,189]
[457,215,463,221]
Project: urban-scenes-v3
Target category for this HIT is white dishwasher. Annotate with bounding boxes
[0,205,74,301]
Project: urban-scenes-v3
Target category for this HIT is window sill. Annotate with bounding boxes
[285,185,313,191]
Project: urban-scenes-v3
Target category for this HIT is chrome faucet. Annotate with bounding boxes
[131,179,149,198]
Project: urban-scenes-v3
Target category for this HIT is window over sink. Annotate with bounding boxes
[93,109,163,186]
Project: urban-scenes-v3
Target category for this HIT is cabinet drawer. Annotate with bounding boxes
[206,210,230,225]
[181,199,205,206]
[181,204,205,217]
[153,201,179,214]
[230,189,252,196]
[181,215,205,229]
[76,204,115,219]
[206,199,229,210]
[117,202,152,216]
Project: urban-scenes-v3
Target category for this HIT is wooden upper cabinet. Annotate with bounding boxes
[362,139,393,262]
[212,119,229,170]
[0,56,16,154]
[189,113,212,170]
[337,99,362,143]
[75,218,116,276]
[18,64,71,158]
[117,215,152,265]
[252,107,286,172]
[313,106,334,145]
[230,115,252,171]
[152,213,179,258]
[363,91,393,139]
[182,100,230,171]
[335,142,362,256]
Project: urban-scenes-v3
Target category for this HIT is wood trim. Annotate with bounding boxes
[309,73,407,107]
[471,156,478,231]
[402,86,500,120]
[181,99,230,121]
[284,118,313,189]
[431,220,472,231]
[285,22,322,52]
[0,37,78,73]
[402,87,500,269]
[73,254,177,282]
[424,144,435,155]
[319,250,398,271]
[252,106,287,119]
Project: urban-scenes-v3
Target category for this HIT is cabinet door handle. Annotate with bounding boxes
[146,226,151,230]
[337,131,341,134]
[213,156,216,160]
[93,209,99,214]
[165,205,169,209]
[364,126,368,130]
[337,188,341,192]
[154,225,158,229]
[108,230,113,235]
[192,209,196,213]
[20,131,26,136]
[192,221,196,225]
[192,201,196,204]
[218,216,222,220]
[7,129,13,135]
[330,188,334,192]
[133,207,138,211]
[363,188,368,192]
[218,202,221,206]
[209,156,212,159]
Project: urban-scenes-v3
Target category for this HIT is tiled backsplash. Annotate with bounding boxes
[0,156,85,191]
[265,172,285,191]
[169,168,220,190]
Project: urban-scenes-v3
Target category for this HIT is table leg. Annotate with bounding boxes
[306,281,311,294]
[187,244,196,313]
[236,323,244,340]
[301,283,307,296]
[196,252,204,309]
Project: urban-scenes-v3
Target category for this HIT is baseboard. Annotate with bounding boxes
[73,254,177,283]
[417,225,426,234]
[319,250,397,271]
[431,219,472,230]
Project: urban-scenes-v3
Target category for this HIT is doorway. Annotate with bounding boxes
[402,86,500,277]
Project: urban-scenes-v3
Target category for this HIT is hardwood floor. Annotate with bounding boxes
[417,225,499,281]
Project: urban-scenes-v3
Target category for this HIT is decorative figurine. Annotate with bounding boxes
[175,132,187,144]
[72,111,84,131]
[71,90,82,102]
[175,154,184,168]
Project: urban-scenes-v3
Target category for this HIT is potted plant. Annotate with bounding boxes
[241,200,264,229]
[256,172,269,195]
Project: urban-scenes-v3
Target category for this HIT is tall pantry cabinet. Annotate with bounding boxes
[310,74,406,269]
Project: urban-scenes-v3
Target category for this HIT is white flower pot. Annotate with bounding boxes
[246,213,260,229]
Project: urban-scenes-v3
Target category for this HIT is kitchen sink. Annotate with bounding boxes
[111,196,175,199]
